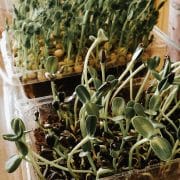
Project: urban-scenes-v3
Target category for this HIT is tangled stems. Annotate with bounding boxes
[129,138,149,169]
[28,150,44,179]
[32,150,93,174]
[67,136,94,179]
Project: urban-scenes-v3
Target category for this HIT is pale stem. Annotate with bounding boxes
[129,138,149,168]
[33,151,93,174]
[81,29,108,90]
[67,136,91,179]
[161,86,178,114]
[170,140,180,159]
[135,70,150,102]
[166,100,180,117]
[130,69,133,100]
[100,62,106,83]
[112,64,145,100]
[161,111,178,133]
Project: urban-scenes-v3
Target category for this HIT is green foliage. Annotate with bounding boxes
[45,56,59,74]
[15,141,28,156]
[86,115,97,136]
[5,155,22,173]
[75,85,91,104]
[132,116,156,139]
[150,137,172,161]
[112,97,125,116]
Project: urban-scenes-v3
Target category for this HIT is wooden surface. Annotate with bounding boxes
[156,0,169,33]
[0,57,23,179]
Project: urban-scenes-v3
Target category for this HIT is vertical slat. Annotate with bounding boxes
[156,0,169,33]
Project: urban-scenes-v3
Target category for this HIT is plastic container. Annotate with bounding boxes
[1,26,179,99]
[15,94,180,180]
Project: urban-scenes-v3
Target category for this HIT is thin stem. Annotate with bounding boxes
[164,128,175,145]
[166,100,180,117]
[172,65,180,73]
[67,136,91,179]
[161,86,178,114]
[161,111,178,133]
[81,29,107,90]
[100,62,106,83]
[33,151,93,174]
[51,81,61,120]
[103,91,111,132]
[28,150,44,179]
[130,69,133,100]
[129,138,149,168]
[112,64,145,100]
[53,147,67,159]
[171,140,180,159]
[135,70,150,102]
[146,147,152,161]
[119,0,137,47]
[77,10,89,59]
[87,153,97,174]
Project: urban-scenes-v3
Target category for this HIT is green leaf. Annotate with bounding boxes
[162,59,171,79]
[158,78,169,92]
[150,137,172,161]
[147,56,160,70]
[96,79,118,97]
[127,10,133,20]
[112,97,125,116]
[127,100,135,108]
[152,122,165,129]
[173,77,180,85]
[2,134,21,141]
[15,141,28,156]
[96,82,111,97]
[144,109,157,116]
[109,115,125,122]
[125,107,135,119]
[85,0,96,10]
[86,115,97,136]
[149,95,161,112]
[106,75,115,82]
[5,155,22,173]
[93,78,102,90]
[151,70,161,81]
[134,103,146,117]
[11,118,25,135]
[110,79,118,88]
[75,85,90,104]
[44,56,58,74]
[85,102,99,117]
[132,116,156,138]
[88,66,98,78]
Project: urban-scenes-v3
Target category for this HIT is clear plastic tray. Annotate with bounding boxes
[1,26,179,100]
[2,26,178,86]
[15,95,180,180]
